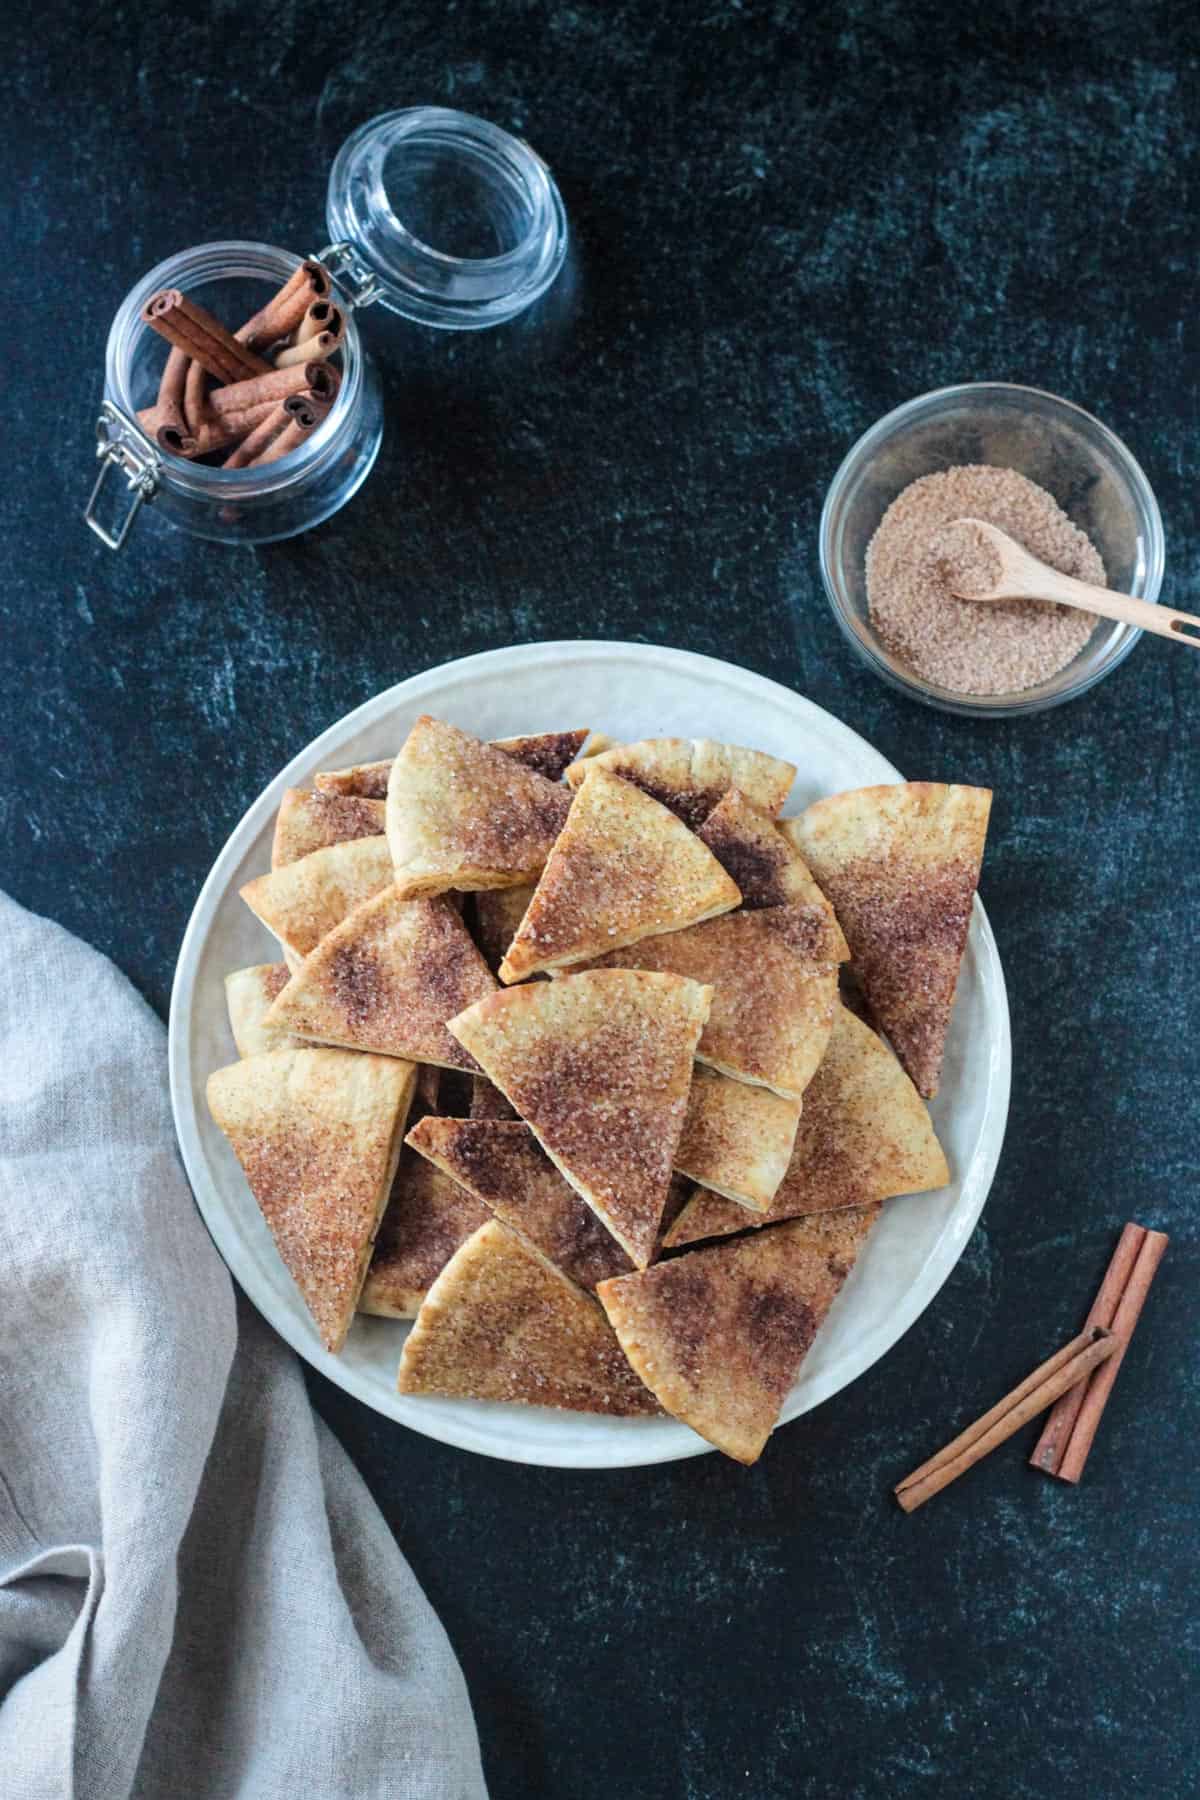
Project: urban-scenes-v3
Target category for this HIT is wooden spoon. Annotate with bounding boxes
[943,518,1199,648]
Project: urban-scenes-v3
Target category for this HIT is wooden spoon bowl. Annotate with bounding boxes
[943,518,1199,649]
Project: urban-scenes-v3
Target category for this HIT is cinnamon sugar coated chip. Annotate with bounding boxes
[597,1206,879,1462]
[789,783,990,1098]
[224,963,299,1058]
[571,905,841,1101]
[240,836,394,961]
[266,889,497,1071]
[206,1047,415,1352]
[386,715,572,899]
[397,1221,658,1415]
[498,767,741,982]
[359,1146,490,1319]
[564,736,795,828]
[406,1115,633,1290]
[666,1005,949,1249]
[316,730,588,800]
[866,465,1105,695]
[673,1066,801,1212]
[448,969,712,1269]
[271,788,387,870]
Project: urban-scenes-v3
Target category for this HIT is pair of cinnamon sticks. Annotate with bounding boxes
[137,261,345,469]
[895,1222,1168,1512]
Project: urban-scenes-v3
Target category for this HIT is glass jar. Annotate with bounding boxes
[85,107,569,549]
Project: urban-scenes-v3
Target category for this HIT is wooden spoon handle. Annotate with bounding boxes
[1036,569,1200,648]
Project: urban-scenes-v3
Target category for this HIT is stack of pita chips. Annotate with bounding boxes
[207,712,989,1463]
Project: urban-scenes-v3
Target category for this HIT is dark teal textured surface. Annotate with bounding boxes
[3,4,1198,1797]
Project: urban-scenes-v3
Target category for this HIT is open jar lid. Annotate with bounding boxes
[325,107,568,330]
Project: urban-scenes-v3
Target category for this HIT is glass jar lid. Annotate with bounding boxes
[326,107,568,330]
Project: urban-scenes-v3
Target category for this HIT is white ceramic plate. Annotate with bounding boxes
[170,641,1009,1469]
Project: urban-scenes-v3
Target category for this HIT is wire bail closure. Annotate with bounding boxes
[84,402,160,550]
[314,242,384,311]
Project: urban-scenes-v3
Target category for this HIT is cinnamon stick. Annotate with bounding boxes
[203,359,338,420]
[1034,1227,1168,1484]
[293,299,344,347]
[137,397,278,458]
[221,401,293,470]
[241,390,333,468]
[235,259,331,352]
[1029,1224,1146,1476]
[141,289,270,384]
[894,1328,1118,1513]
[152,346,194,453]
[183,357,209,434]
[272,330,339,369]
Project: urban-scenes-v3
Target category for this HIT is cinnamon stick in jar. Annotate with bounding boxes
[221,401,293,470]
[235,259,331,352]
[272,330,340,369]
[151,346,195,454]
[203,359,338,420]
[141,289,270,384]
[242,390,333,468]
[137,396,279,458]
[293,299,345,347]
[183,356,209,434]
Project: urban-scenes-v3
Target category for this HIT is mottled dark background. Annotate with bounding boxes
[4,3,1198,1796]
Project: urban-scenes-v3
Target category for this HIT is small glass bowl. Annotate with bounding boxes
[819,383,1165,716]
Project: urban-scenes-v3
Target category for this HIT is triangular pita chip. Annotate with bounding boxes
[674,1065,801,1212]
[490,730,591,780]
[224,963,297,1057]
[698,790,849,950]
[386,716,572,899]
[359,1146,489,1318]
[271,788,386,870]
[397,1220,657,1415]
[565,736,795,828]
[598,1205,879,1462]
[473,883,537,974]
[449,970,712,1268]
[206,1047,415,1352]
[407,1115,633,1290]
[783,783,991,1097]
[266,889,496,1070]
[498,768,741,983]
[316,729,590,799]
[665,1005,950,1248]
[575,732,616,759]
[567,906,839,1100]
[240,836,393,963]
[314,758,394,799]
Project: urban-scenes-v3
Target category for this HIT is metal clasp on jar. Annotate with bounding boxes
[313,242,383,311]
[84,403,160,550]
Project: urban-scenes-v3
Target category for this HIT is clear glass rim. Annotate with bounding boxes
[104,240,365,493]
[326,106,569,328]
[818,381,1167,718]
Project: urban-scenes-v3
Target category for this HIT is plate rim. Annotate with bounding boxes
[169,639,1010,1469]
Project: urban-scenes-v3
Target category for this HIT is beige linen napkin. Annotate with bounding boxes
[0,893,487,1800]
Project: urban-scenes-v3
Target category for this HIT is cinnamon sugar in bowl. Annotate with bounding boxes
[819,384,1164,717]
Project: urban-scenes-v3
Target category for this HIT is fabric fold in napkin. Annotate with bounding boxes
[0,892,487,1800]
